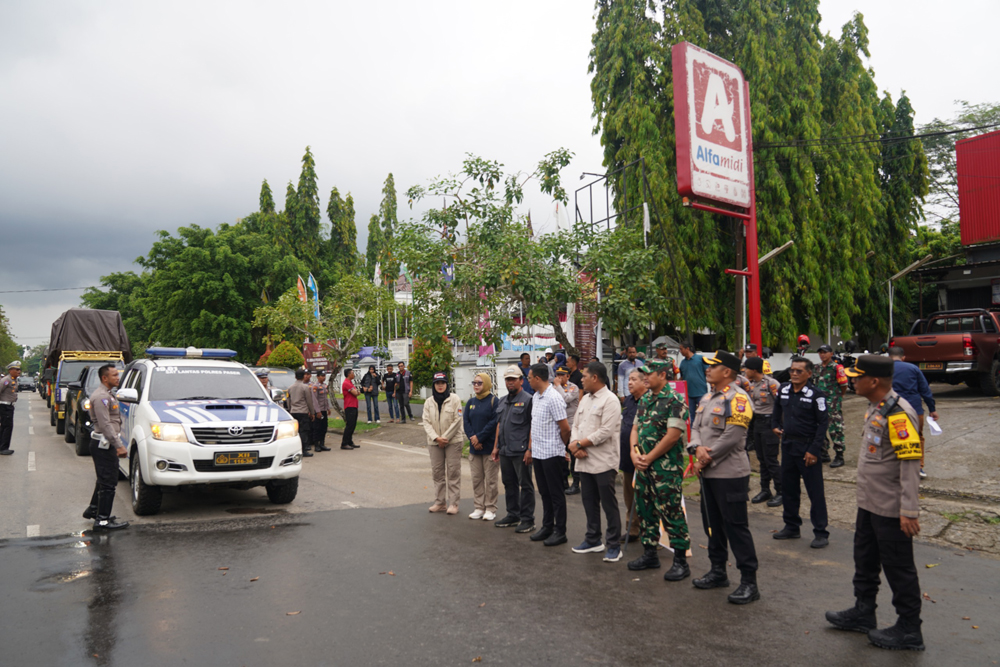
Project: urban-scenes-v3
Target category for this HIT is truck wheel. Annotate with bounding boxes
[50,407,56,427]
[266,477,299,504]
[75,423,91,456]
[56,412,65,435]
[64,415,75,443]
[130,454,162,516]
[980,359,1000,397]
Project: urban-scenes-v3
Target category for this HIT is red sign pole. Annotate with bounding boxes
[743,79,762,351]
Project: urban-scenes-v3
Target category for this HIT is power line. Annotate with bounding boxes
[0,286,95,294]
[755,122,1000,151]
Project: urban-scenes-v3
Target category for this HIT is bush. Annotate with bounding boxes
[409,334,454,392]
[266,340,304,368]
[256,349,272,366]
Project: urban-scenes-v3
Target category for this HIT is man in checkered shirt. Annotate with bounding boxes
[526,363,571,547]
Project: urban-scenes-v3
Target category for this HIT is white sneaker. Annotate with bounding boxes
[376,420,381,424]
[469,509,485,520]
[366,420,371,424]
[483,511,496,521]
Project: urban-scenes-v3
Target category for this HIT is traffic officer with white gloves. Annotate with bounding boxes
[0,360,21,456]
[84,364,129,531]
[689,350,760,604]
[312,371,332,452]
[826,355,926,651]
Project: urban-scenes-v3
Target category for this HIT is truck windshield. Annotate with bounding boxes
[264,369,296,390]
[147,366,268,401]
[57,361,93,384]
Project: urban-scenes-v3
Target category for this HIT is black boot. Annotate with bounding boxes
[766,493,783,508]
[751,489,772,504]
[565,479,581,496]
[663,551,690,581]
[727,572,760,604]
[830,453,845,468]
[825,598,877,633]
[92,491,129,531]
[819,451,832,464]
[867,617,924,651]
[82,484,100,519]
[693,566,730,589]
[627,545,661,571]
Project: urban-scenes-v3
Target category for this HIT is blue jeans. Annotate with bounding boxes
[386,395,398,420]
[365,393,381,422]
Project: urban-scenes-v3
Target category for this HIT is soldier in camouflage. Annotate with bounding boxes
[626,359,692,582]
[815,344,848,467]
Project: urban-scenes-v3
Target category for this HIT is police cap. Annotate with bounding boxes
[638,359,672,374]
[254,367,269,377]
[844,355,893,378]
[743,343,757,353]
[703,350,741,374]
[6,360,21,371]
[817,344,833,353]
[555,365,570,374]
[744,357,764,373]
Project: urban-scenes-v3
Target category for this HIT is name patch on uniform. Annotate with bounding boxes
[817,397,826,411]
[711,406,723,414]
[888,414,921,460]
[514,402,524,407]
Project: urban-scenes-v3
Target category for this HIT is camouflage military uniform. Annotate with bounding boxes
[815,361,847,455]
[634,384,690,551]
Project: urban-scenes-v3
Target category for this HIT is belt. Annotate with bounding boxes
[0,401,13,405]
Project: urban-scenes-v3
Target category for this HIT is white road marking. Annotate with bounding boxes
[28,412,33,420]
[358,440,429,456]
[28,451,35,472]
[27,525,40,537]
[341,501,360,508]
[28,426,35,435]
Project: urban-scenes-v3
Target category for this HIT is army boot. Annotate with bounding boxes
[727,572,760,604]
[692,565,730,589]
[825,598,877,633]
[663,551,690,582]
[868,617,924,651]
[830,453,845,468]
[92,491,129,531]
[627,545,661,571]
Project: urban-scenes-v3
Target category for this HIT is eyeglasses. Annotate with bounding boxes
[788,368,807,374]
[471,381,483,386]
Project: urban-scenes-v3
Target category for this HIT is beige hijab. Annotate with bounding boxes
[474,372,492,399]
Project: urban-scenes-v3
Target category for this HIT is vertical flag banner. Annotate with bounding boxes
[296,275,307,303]
[373,262,382,286]
[307,273,320,319]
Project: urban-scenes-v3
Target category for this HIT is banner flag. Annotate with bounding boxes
[296,275,307,303]
[307,273,320,319]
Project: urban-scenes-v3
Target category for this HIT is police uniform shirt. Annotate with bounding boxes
[88,384,122,444]
[688,384,753,478]
[858,389,921,519]
[0,374,17,403]
[287,381,316,416]
[770,381,829,456]
[748,376,780,416]
[313,382,330,413]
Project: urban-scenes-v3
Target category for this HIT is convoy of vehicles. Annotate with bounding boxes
[64,362,126,455]
[890,308,1000,396]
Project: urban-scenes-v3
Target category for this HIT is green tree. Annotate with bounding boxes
[325,187,358,280]
[294,146,322,270]
[20,342,47,375]
[379,173,400,286]
[266,340,304,368]
[260,179,276,214]
[81,271,151,358]
[0,306,18,368]
[365,213,385,281]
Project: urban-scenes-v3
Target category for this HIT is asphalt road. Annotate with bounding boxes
[2,392,998,665]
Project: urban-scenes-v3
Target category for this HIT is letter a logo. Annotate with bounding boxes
[693,61,742,151]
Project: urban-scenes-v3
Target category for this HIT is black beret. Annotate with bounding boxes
[744,357,764,372]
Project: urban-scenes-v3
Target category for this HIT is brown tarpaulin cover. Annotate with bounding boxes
[46,308,133,367]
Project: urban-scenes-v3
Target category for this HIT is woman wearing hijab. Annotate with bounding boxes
[463,373,501,521]
[422,371,465,514]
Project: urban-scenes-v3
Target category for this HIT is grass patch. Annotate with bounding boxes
[941,512,968,523]
[984,516,1000,525]
[329,419,381,434]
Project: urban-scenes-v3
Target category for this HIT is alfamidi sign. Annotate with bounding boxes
[671,42,752,209]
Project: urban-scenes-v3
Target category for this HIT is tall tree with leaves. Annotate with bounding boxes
[365,213,386,282]
[294,146,322,270]
[260,179,276,214]
[379,173,400,286]
[325,186,358,280]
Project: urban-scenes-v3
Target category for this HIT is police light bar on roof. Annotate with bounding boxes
[146,347,238,359]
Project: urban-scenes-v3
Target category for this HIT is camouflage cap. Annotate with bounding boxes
[638,358,672,374]
[655,342,669,350]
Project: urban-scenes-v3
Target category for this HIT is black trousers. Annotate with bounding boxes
[500,453,535,522]
[313,411,328,448]
[0,404,13,451]
[853,508,921,620]
[397,393,414,420]
[533,457,567,533]
[89,436,119,493]
[342,407,358,447]
[560,455,578,485]
[751,419,781,493]
[581,469,621,548]
[781,442,828,538]
[292,413,313,450]
[700,475,758,575]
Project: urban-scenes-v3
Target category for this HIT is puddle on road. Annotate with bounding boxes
[225,507,288,515]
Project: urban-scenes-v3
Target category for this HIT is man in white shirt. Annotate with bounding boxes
[526,363,571,547]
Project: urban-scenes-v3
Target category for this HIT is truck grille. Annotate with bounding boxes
[193,457,275,473]
[190,426,275,445]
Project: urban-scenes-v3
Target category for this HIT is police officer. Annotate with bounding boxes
[689,351,760,604]
[84,364,129,531]
[744,357,782,507]
[826,355,925,651]
[312,371,332,452]
[287,368,316,457]
[742,343,771,375]
[815,344,848,467]
[0,360,21,456]
[255,367,270,391]
[626,359,691,582]
[771,356,830,548]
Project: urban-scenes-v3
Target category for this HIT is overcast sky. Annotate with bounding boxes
[2,0,997,346]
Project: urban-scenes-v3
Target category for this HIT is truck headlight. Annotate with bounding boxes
[150,422,188,442]
[276,421,299,439]
[83,399,91,411]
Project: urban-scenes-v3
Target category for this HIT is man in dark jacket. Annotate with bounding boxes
[465,373,501,521]
[360,365,382,424]
[491,365,535,533]
[619,367,647,539]
[771,356,831,548]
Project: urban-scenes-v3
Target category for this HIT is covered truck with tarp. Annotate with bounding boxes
[45,308,132,437]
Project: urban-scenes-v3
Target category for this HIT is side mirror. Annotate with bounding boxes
[68,381,83,390]
[117,388,139,403]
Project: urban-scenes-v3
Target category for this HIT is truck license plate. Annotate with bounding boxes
[920,362,943,371]
[214,451,258,466]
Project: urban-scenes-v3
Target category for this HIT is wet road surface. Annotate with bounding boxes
[3,501,997,666]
